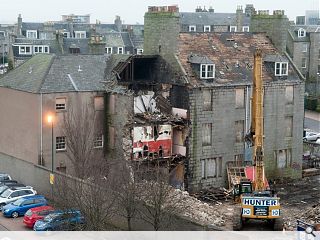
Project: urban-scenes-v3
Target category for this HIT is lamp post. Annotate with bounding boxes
[47,115,54,201]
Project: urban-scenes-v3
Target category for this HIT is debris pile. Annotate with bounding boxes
[190,187,233,204]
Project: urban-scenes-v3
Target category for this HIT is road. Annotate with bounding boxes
[305,111,320,132]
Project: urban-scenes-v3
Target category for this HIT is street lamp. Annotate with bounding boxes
[47,114,54,201]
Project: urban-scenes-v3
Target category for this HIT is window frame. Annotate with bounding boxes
[301,57,307,68]
[297,28,306,38]
[26,30,37,39]
[275,62,288,76]
[202,123,212,146]
[56,136,66,151]
[55,97,67,111]
[302,43,308,53]
[117,47,123,54]
[200,64,215,79]
[19,45,32,55]
[242,26,250,32]
[137,48,144,55]
[189,25,196,32]
[93,135,104,149]
[74,31,86,39]
[105,47,112,54]
[230,26,237,32]
[204,25,211,32]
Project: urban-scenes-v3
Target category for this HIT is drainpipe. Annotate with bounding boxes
[40,93,43,165]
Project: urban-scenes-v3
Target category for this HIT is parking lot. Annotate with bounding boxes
[0,214,31,230]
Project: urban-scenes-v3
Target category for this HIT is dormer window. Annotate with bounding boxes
[204,25,211,32]
[230,26,237,32]
[275,62,288,76]
[201,64,215,79]
[298,28,306,38]
[189,25,196,32]
[26,30,37,39]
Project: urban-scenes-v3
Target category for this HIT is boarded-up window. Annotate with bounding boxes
[285,116,293,137]
[109,127,115,149]
[217,157,222,177]
[235,120,244,143]
[235,88,245,108]
[94,96,104,111]
[109,94,115,114]
[201,159,205,178]
[207,158,216,177]
[202,123,212,146]
[203,89,212,111]
[276,149,291,168]
[285,86,293,104]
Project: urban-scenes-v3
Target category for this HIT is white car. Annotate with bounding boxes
[303,132,320,141]
[0,187,36,209]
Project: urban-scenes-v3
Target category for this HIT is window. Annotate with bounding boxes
[94,96,104,111]
[94,135,103,148]
[318,65,320,74]
[55,98,66,111]
[201,157,222,179]
[56,136,66,151]
[63,32,70,38]
[189,25,196,32]
[26,30,37,39]
[230,26,237,32]
[318,49,320,59]
[285,86,294,104]
[275,62,288,76]
[19,45,32,55]
[39,32,47,40]
[0,31,5,38]
[298,28,306,38]
[10,192,19,198]
[137,48,144,55]
[301,58,307,68]
[276,149,291,168]
[204,25,211,32]
[235,88,245,108]
[23,200,34,206]
[203,89,212,111]
[285,116,293,137]
[302,43,308,53]
[202,123,212,146]
[200,64,215,79]
[207,159,216,177]
[74,31,86,39]
[33,45,50,54]
[105,47,112,54]
[235,120,244,143]
[242,26,249,32]
[117,47,123,54]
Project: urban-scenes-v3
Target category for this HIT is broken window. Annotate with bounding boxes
[201,157,222,178]
[203,89,212,111]
[276,149,291,168]
[285,86,293,104]
[285,116,293,137]
[235,120,244,143]
[235,88,245,108]
[202,123,212,146]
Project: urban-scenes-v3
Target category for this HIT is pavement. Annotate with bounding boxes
[0,214,31,231]
[305,110,320,122]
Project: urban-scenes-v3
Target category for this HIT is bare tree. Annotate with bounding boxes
[137,165,183,231]
[61,101,102,179]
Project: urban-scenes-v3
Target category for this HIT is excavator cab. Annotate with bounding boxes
[233,180,253,202]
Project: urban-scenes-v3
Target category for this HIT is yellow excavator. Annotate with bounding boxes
[232,49,283,230]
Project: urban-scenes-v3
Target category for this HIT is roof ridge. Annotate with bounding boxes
[37,54,56,93]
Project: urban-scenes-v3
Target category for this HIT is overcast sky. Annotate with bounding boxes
[0,0,318,24]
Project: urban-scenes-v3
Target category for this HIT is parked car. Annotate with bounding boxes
[23,206,55,228]
[316,138,320,145]
[33,210,85,231]
[0,183,26,195]
[2,195,47,218]
[0,187,36,209]
[303,132,320,141]
[0,180,18,185]
[0,173,12,181]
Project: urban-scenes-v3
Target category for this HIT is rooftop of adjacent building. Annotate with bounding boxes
[0,54,107,93]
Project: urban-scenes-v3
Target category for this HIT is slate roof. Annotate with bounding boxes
[105,32,124,47]
[0,54,106,93]
[177,32,300,87]
[180,12,251,26]
[63,38,90,54]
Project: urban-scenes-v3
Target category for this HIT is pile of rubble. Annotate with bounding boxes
[190,187,233,204]
[172,189,226,227]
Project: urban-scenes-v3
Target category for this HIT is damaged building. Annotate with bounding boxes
[104,6,304,192]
